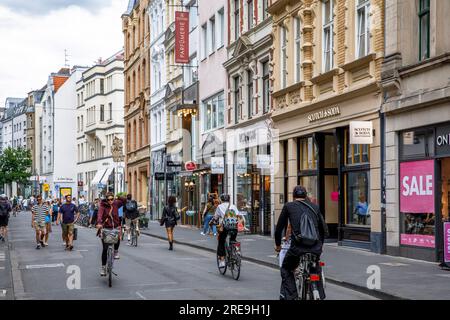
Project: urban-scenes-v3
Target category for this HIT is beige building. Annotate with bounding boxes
[381,0,450,262]
[268,0,385,252]
[122,0,151,208]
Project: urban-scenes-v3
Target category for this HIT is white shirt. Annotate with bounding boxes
[214,202,241,219]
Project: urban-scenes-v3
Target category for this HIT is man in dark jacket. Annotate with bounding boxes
[0,195,12,242]
[123,194,139,242]
[275,186,329,300]
[96,192,126,276]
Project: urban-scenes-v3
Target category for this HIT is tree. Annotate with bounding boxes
[0,147,32,186]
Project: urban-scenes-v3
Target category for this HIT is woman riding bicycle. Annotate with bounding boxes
[96,192,126,276]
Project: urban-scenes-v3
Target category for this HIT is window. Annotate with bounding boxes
[247,70,254,118]
[346,171,370,226]
[262,61,270,114]
[247,0,254,31]
[201,23,207,59]
[189,4,198,31]
[280,26,287,89]
[210,16,216,54]
[419,0,430,61]
[234,77,241,124]
[295,17,302,83]
[218,8,225,48]
[109,103,113,120]
[234,0,240,41]
[356,0,370,58]
[203,92,225,132]
[262,0,268,20]
[100,79,104,94]
[323,0,334,72]
[400,130,434,160]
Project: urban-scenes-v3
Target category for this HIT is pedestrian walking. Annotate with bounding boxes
[124,194,140,243]
[0,195,12,243]
[160,196,183,251]
[51,200,59,225]
[201,195,218,236]
[89,198,99,227]
[43,200,53,246]
[31,195,49,249]
[57,195,80,251]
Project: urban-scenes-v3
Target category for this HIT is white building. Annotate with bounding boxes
[148,0,167,218]
[76,52,125,201]
[40,67,87,199]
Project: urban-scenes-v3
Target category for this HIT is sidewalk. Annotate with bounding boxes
[141,221,450,300]
[0,238,14,300]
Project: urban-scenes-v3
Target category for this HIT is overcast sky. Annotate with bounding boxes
[0,0,129,108]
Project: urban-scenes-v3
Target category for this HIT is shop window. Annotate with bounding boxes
[345,129,370,165]
[419,0,430,61]
[346,171,370,226]
[400,130,434,160]
[300,176,319,205]
[299,137,318,171]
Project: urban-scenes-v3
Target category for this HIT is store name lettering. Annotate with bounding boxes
[436,133,450,146]
[239,130,257,144]
[402,175,433,196]
[308,107,341,123]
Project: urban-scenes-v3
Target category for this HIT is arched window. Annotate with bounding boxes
[133,26,136,51]
[127,76,131,103]
[133,119,137,150]
[132,71,136,100]
[127,123,131,149]
[127,32,131,57]
[138,66,141,93]
[138,17,141,45]
[142,59,147,89]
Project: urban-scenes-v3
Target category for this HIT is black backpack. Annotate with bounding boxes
[0,203,9,217]
[125,200,137,212]
[292,201,320,247]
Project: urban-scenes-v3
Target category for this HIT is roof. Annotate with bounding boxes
[123,0,137,16]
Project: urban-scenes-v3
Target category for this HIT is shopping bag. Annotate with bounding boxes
[238,221,244,233]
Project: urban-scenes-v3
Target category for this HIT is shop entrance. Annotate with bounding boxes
[438,158,450,264]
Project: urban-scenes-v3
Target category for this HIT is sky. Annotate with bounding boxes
[0,0,129,108]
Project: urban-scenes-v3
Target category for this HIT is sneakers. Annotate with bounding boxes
[100,266,106,276]
[36,243,41,250]
[219,259,226,268]
[200,232,205,236]
[114,251,120,259]
[213,233,217,237]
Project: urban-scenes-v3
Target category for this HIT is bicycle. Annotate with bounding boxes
[295,253,326,300]
[130,220,139,247]
[101,228,120,288]
[216,229,242,281]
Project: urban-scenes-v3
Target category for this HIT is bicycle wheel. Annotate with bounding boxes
[82,216,89,227]
[230,246,241,281]
[131,226,137,247]
[217,255,227,275]
[107,246,113,288]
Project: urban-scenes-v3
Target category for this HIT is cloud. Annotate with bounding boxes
[0,0,129,108]
[0,0,112,15]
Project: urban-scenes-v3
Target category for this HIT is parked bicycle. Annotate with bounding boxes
[217,233,242,280]
[295,253,326,300]
[101,228,120,287]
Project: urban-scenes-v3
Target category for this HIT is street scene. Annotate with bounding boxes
[1,0,450,302]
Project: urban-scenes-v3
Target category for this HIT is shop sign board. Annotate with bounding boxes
[307,106,340,123]
[211,157,225,174]
[400,160,434,213]
[256,154,271,169]
[185,161,197,171]
[444,222,450,263]
[436,125,450,156]
[349,121,373,145]
[236,156,247,175]
[175,11,189,64]
[400,234,435,248]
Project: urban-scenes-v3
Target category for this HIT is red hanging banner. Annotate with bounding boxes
[175,11,190,64]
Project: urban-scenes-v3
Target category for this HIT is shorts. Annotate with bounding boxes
[62,223,74,237]
[0,216,9,227]
[34,222,46,233]
[125,218,139,228]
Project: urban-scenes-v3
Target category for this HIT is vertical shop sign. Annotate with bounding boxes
[444,222,450,263]
[175,11,190,64]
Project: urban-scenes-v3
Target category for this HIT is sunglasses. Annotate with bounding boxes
[107,198,114,201]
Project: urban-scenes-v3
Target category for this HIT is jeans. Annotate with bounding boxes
[202,214,217,234]
[217,229,237,257]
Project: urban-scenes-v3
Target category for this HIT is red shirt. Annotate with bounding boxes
[97,198,126,229]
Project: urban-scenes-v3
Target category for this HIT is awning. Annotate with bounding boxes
[99,167,114,185]
[91,168,107,186]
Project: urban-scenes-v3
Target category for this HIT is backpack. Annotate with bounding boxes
[0,203,10,217]
[222,204,239,230]
[125,200,137,212]
[292,201,320,247]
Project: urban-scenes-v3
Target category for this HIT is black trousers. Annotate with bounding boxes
[217,228,237,257]
[280,244,325,300]
[101,239,120,266]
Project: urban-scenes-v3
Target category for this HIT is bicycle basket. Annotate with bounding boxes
[102,229,120,244]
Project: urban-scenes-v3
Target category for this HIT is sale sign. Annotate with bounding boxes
[175,11,189,64]
[400,234,435,248]
[400,160,435,213]
[444,222,450,263]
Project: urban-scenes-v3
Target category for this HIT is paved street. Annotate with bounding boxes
[1,212,376,300]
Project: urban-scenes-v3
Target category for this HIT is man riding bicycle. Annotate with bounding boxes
[123,194,140,243]
[212,194,244,269]
[275,186,328,300]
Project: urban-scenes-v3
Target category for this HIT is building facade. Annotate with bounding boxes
[224,0,274,235]
[149,0,167,220]
[269,0,385,251]
[76,53,125,201]
[381,0,450,262]
[123,0,151,208]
